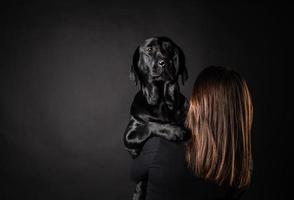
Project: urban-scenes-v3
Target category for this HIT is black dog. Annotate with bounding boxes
[123,36,189,200]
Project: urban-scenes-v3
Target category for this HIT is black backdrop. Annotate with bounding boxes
[0,1,289,200]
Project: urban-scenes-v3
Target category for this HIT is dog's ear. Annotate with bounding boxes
[142,84,159,105]
[164,82,180,110]
[130,46,140,85]
[173,46,188,85]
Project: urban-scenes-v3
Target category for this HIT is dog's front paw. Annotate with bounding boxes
[166,126,185,141]
[127,148,140,158]
[174,127,186,141]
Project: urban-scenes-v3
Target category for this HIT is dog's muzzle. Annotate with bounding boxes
[157,59,166,68]
[152,59,168,76]
[152,59,175,81]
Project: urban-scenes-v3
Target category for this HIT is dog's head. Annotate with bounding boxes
[130,36,188,86]
[130,36,188,105]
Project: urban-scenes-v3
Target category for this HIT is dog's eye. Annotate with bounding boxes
[146,47,152,54]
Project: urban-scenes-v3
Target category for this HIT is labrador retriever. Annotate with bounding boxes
[123,36,189,200]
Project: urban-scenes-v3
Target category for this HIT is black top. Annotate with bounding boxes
[131,137,246,200]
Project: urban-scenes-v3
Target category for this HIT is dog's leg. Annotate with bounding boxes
[124,116,153,157]
[124,116,188,157]
[132,180,147,200]
[147,121,187,141]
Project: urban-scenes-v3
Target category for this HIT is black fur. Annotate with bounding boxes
[124,36,189,200]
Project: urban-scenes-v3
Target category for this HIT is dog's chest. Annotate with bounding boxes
[132,96,184,124]
[143,101,172,122]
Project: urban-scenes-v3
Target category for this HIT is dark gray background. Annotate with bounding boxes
[0,1,289,200]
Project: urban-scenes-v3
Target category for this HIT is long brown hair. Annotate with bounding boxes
[185,66,253,188]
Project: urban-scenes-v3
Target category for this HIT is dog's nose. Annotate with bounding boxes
[158,60,166,67]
